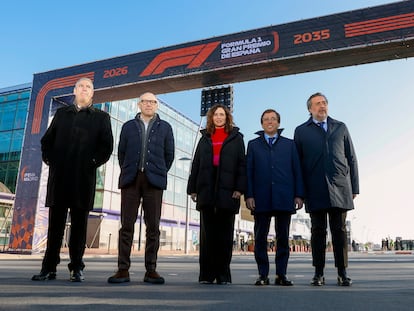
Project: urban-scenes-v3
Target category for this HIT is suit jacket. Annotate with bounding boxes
[41,105,114,210]
[246,129,304,214]
[293,116,359,212]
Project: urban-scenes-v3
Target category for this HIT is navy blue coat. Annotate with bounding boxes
[294,117,359,212]
[118,113,175,189]
[246,130,304,214]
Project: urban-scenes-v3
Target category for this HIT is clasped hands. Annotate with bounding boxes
[245,197,304,211]
[190,191,242,203]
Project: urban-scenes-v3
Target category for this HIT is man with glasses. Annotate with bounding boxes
[108,92,175,284]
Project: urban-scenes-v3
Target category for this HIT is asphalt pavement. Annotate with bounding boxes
[0,250,413,311]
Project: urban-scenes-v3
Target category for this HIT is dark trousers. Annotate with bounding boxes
[118,171,163,272]
[199,208,235,283]
[42,207,89,272]
[310,208,348,273]
[254,212,291,277]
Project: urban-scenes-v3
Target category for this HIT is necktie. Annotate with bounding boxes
[268,137,275,146]
[318,122,326,132]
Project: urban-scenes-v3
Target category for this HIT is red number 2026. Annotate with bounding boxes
[294,29,330,44]
[103,66,128,78]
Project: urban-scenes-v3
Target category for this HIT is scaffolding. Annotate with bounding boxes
[0,190,15,252]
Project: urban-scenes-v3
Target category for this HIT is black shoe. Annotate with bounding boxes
[254,276,269,286]
[144,271,165,284]
[199,280,213,284]
[337,275,352,286]
[32,270,56,281]
[70,270,85,282]
[275,275,293,286]
[310,275,325,286]
[216,276,231,285]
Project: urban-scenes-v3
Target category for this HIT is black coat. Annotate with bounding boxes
[187,127,247,214]
[41,105,114,211]
[293,116,359,212]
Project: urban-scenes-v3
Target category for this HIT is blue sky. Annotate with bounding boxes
[1,0,413,243]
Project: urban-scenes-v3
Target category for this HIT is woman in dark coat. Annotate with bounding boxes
[32,78,113,282]
[187,104,246,284]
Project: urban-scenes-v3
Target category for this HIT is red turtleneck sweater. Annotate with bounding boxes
[211,127,228,166]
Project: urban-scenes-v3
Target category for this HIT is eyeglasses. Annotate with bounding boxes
[140,99,157,105]
[262,117,278,122]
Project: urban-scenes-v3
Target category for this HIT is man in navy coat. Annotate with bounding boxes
[294,92,359,287]
[246,109,304,286]
[108,92,175,285]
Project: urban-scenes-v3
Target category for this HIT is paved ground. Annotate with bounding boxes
[0,250,413,310]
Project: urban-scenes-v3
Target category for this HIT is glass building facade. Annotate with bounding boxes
[0,84,31,193]
[0,84,31,248]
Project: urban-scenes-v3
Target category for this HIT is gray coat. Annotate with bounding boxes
[293,117,359,212]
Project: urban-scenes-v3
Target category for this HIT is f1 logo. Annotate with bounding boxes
[140,41,220,77]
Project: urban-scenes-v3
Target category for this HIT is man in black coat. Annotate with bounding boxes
[294,92,359,287]
[32,77,114,282]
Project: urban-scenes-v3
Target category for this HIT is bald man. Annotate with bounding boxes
[108,92,175,284]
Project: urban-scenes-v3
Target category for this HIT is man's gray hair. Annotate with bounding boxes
[306,92,328,110]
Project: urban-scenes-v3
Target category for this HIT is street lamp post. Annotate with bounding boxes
[179,157,192,254]
[184,192,190,254]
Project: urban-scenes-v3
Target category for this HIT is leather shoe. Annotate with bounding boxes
[275,275,293,286]
[216,276,231,285]
[217,280,230,285]
[199,280,213,284]
[70,270,84,282]
[108,269,130,283]
[255,276,270,286]
[310,275,325,286]
[32,270,56,281]
[337,275,352,286]
[144,271,165,284]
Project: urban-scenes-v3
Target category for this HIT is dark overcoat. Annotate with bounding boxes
[293,116,359,212]
[118,113,175,190]
[41,105,114,211]
[246,130,304,214]
[187,127,247,214]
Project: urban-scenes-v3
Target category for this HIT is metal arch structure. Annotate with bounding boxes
[9,1,414,252]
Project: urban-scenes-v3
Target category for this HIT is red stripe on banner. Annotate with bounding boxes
[345,12,414,37]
